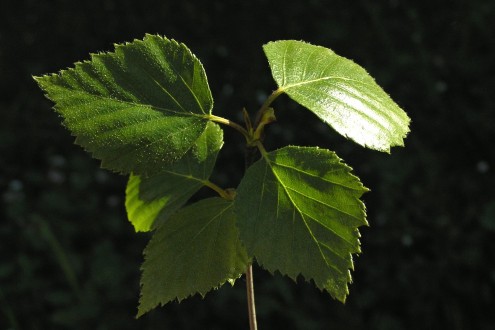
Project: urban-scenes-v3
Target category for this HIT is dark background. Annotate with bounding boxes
[1,0,494,329]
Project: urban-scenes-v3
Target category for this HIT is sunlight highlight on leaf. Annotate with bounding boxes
[263,40,410,152]
[234,146,368,302]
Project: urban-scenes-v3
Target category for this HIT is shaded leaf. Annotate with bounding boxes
[138,198,249,317]
[264,40,410,152]
[35,34,213,175]
[234,146,368,302]
[125,122,223,232]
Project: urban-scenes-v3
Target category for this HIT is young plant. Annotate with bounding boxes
[35,34,410,328]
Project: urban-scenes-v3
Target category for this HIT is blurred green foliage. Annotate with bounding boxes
[1,0,494,329]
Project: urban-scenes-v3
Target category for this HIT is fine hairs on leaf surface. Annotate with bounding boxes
[34,34,213,176]
[35,34,410,326]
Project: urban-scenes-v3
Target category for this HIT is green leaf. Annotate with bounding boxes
[234,146,368,302]
[138,197,249,317]
[263,40,410,152]
[35,34,213,175]
[125,122,223,232]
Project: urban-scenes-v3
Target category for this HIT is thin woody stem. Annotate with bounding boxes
[246,263,257,330]
[244,140,260,330]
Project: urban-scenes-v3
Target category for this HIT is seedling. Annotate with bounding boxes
[35,34,410,329]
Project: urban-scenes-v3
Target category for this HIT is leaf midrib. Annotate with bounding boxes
[174,202,232,259]
[61,85,208,119]
[273,162,364,192]
[279,75,377,92]
[263,157,346,275]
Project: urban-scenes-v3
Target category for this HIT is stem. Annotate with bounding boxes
[246,263,257,330]
[202,180,233,200]
[206,114,251,142]
[254,140,268,158]
[254,88,284,126]
[244,143,260,330]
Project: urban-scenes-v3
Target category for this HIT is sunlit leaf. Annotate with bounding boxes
[125,122,223,232]
[264,40,410,152]
[138,198,249,317]
[234,146,368,302]
[35,34,213,175]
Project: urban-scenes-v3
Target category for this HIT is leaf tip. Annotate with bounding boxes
[32,73,50,86]
[135,308,145,319]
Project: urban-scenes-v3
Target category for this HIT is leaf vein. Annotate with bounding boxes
[273,163,361,191]
[284,185,362,222]
[267,161,330,274]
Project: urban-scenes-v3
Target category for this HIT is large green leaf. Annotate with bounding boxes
[234,146,368,302]
[35,34,213,175]
[138,198,249,317]
[126,122,223,232]
[263,40,410,152]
